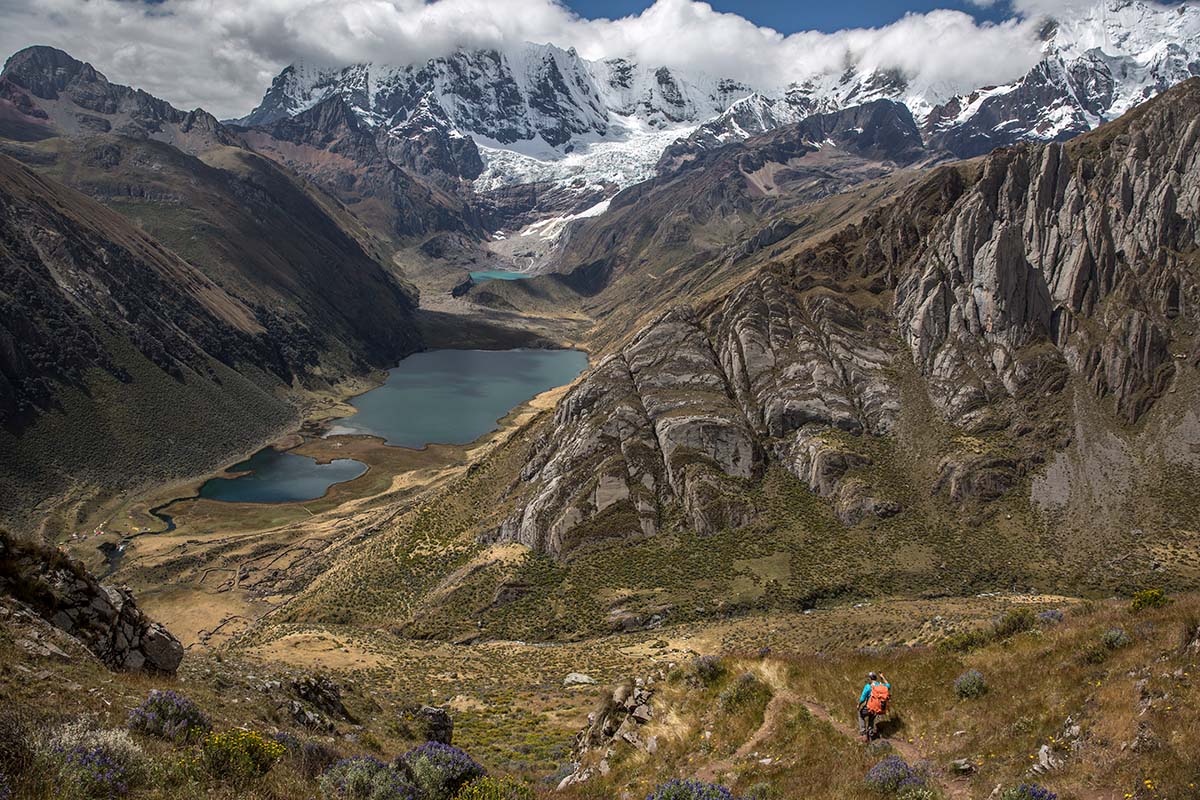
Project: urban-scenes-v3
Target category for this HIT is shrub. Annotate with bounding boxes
[54,746,130,799]
[1101,628,1132,650]
[127,690,211,742]
[1000,785,1057,800]
[48,718,145,779]
[454,775,536,800]
[320,757,417,800]
[200,729,285,786]
[274,732,341,779]
[645,778,736,800]
[0,711,34,779]
[897,788,938,800]
[1036,609,1063,625]
[939,629,989,653]
[397,742,485,800]
[0,773,10,800]
[993,608,1035,639]
[1079,641,1109,665]
[1130,589,1170,613]
[864,755,928,794]
[718,672,771,711]
[740,782,776,800]
[692,656,725,686]
[954,669,988,699]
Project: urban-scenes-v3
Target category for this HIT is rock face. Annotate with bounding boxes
[239,44,750,161]
[243,95,480,239]
[502,78,1200,559]
[559,677,658,789]
[0,531,183,674]
[396,705,454,745]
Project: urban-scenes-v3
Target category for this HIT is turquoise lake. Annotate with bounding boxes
[197,349,587,503]
[469,270,532,282]
[326,348,588,447]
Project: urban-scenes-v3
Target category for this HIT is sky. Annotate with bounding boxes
[0,0,1172,119]
[563,0,1011,31]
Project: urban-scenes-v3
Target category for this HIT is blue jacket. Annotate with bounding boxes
[859,680,890,705]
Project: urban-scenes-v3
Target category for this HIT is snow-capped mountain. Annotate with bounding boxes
[675,1,1200,161]
[238,43,753,190]
[237,0,1200,212]
[923,0,1200,157]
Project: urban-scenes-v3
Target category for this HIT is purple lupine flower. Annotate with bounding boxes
[319,756,417,800]
[397,742,485,800]
[865,755,928,794]
[646,779,736,800]
[56,745,129,799]
[1003,785,1058,800]
[127,689,211,741]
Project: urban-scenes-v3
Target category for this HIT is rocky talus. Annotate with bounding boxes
[0,531,183,673]
[501,79,1200,559]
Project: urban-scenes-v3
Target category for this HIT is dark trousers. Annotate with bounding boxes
[858,707,878,737]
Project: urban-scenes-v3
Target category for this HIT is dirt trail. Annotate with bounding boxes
[696,688,974,799]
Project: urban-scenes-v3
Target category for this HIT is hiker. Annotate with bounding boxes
[857,671,891,742]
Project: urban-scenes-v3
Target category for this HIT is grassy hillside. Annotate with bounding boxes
[3,579,1197,799]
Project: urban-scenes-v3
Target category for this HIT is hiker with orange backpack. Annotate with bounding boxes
[857,671,891,742]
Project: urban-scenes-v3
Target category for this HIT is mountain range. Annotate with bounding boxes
[232,0,1200,216]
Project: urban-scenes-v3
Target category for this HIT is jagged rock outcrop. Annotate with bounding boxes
[395,705,454,745]
[558,677,658,789]
[502,79,1200,559]
[0,531,183,673]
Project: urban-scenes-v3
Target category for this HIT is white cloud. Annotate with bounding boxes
[0,0,1155,119]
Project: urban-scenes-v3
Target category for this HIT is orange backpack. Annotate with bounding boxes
[866,683,890,715]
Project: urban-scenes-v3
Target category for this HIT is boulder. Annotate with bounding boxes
[564,673,598,687]
[397,704,454,744]
[0,531,182,674]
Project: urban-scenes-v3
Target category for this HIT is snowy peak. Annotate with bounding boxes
[240,44,752,151]
[921,1,1200,157]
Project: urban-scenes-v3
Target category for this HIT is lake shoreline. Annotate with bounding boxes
[151,347,590,508]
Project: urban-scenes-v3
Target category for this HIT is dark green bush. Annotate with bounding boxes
[993,608,1035,639]
[954,669,988,699]
[717,673,771,711]
[692,656,725,686]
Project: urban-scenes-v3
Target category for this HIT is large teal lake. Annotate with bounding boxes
[197,349,587,503]
[326,348,588,446]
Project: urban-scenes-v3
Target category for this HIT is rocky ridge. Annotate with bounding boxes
[499,78,1200,559]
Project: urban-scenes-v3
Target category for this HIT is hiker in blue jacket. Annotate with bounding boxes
[857,671,891,741]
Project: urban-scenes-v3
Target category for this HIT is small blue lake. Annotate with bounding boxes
[199,448,367,504]
[470,270,532,282]
[197,348,587,503]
